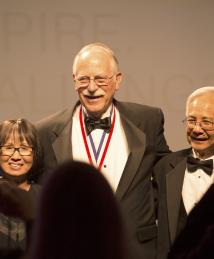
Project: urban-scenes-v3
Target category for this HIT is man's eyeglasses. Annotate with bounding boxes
[74,74,115,88]
[0,145,33,156]
[182,118,214,131]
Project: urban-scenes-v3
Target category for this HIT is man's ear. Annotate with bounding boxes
[115,72,122,91]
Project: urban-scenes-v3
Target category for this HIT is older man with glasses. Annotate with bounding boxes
[36,42,170,259]
[154,86,214,259]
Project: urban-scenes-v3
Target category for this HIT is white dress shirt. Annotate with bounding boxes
[182,150,214,214]
[72,104,129,191]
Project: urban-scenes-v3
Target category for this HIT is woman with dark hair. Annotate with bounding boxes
[0,118,43,253]
[30,161,134,259]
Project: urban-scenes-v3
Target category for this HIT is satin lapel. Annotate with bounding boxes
[115,113,146,201]
[166,158,187,243]
[52,118,73,164]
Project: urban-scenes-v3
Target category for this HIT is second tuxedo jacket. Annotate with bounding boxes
[154,148,192,259]
[36,99,170,259]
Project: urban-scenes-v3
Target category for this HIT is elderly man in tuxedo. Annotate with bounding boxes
[36,42,169,259]
[154,86,214,259]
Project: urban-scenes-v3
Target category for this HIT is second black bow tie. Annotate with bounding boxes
[187,156,213,176]
[84,116,111,135]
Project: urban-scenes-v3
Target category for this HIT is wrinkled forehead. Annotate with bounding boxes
[73,46,117,74]
[186,92,214,116]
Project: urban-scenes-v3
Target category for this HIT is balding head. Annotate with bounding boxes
[186,86,214,115]
[73,42,119,75]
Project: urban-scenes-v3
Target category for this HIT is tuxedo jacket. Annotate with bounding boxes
[153,148,192,259]
[168,184,214,259]
[36,100,170,259]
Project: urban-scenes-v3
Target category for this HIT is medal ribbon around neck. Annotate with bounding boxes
[79,105,116,171]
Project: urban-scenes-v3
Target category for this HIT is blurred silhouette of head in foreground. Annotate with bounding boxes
[30,160,127,259]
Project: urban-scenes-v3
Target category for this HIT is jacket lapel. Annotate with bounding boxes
[52,122,73,163]
[166,155,188,243]
[51,108,74,164]
[115,104,146,200]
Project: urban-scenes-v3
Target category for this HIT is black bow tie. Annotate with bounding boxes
[84,116,111,135]
[187,156,213,176]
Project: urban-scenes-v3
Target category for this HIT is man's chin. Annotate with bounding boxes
[192,145,214,159]
[191,143,206,151]
[84,103,109,118]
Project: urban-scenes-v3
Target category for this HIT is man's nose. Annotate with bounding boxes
[87,79,98,92]
[192,123,205,133]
